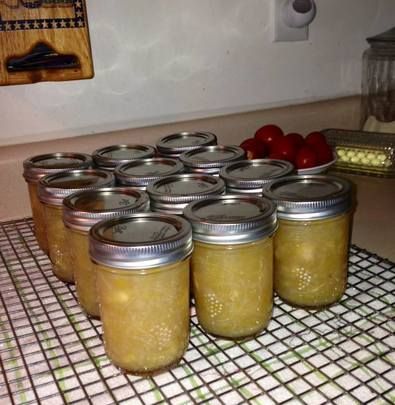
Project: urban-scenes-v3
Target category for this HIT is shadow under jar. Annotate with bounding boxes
[183,195,277,340]
[220,159,294,195]
[63,187,150,318]
[156,131,217,158]
[89,213,193,375]
[262,175,354,309]
[38,169,114,283]
[92,144,156,171]
[23,152,92,254]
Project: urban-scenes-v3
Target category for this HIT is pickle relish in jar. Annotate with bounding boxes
[63,188,149,318]
[23,152,92,253]
[262,175,353,308]
[38,169,114,283]
[89,213,193,375]
[183,195,277,340]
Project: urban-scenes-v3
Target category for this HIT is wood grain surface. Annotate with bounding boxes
[0,0,93,85]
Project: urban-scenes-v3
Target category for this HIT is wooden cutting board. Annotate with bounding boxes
[0,0,94,85]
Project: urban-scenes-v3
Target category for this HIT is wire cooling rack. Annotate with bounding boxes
[0,218,394,405]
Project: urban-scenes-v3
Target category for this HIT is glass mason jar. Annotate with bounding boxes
[360,27,395,129]
[262,175,353,308]
[38,169,114,283]
[23,152,92,253]
[114,158,184,190]
[63,188,149,317]
[89,213,193,375]
[220,159,294,195]
[146,173,225,215]
[179,145,245,176]
[156,131,217,158]
[183,195,277,340]
[92,144,156,171]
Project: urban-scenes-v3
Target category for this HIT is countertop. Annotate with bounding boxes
[338,173,395,262]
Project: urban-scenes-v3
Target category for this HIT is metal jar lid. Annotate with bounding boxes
[92,144,156,170]
[23,152,92,183]
[156,131,217,157]
[183,195,277,244]
[146,174,225,215]
[38,169,114,206]
[114,158,184,189]
[220,159,294,194]
[89,213,193,270]
[179,145,245,175]
[262,175,353,220]
[63,187,150,232]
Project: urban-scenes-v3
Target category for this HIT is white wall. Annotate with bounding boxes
[0,0,394,146]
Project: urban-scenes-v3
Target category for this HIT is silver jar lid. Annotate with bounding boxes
[156,131,217,157]
[23,152,92,183]
[89,213,193,269]
[92,144,156,170]
[38,169,114,206]
[183,195,277,244]
[180,145,245,175]
[262,175,353,220]
[146,174,225,215]
[220,159,294,194]
[114,158,184,189]
[63,187,150,232]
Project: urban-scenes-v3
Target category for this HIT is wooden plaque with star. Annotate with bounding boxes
[0,0,94,85]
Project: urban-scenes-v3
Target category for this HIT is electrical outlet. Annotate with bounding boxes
[274,0,309,42]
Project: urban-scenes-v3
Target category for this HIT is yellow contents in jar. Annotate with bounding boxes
[192,237,273,340]
[27,182,48,253]
[43,204,73,283]
[96,258,190,375]
[274,213,350,308]
[67,228,99,317]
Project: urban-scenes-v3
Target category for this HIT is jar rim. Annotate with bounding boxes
[183,195,277,244]
[38,169,114,206]
[23,152,92,182]
[89,213,193,269]
[63,187,150,232]
[156,131,217,156]
[92,144,156,169]
[262,174,353,220]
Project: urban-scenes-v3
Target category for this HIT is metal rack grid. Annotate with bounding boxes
[0,217,394,405]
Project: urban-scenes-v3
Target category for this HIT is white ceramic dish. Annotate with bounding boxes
[297,155,337,175]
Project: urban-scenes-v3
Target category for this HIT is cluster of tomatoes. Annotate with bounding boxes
[240,125,334,169]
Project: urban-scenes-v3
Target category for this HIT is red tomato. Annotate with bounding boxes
[313,142,333,165]
[285,133,304,149]
[295,146,318,169]
[254,125,284,151]
[270,137,297,163]
[268,151,285,160]
[305,131,327,147]
[240,138,266,160]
